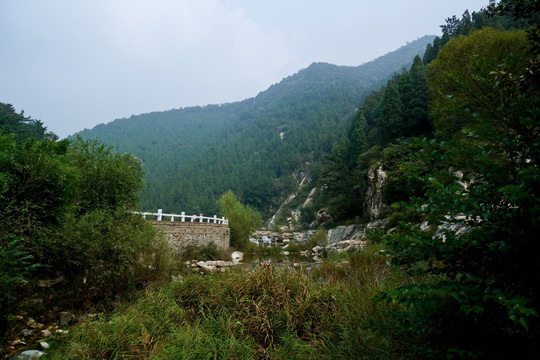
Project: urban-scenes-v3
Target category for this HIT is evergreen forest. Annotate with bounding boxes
[74,36,434,217]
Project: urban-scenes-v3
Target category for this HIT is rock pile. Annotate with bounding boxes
[183,251,245,273]
[6,312,76,360]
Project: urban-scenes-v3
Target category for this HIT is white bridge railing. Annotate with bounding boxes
[134,209,228,225]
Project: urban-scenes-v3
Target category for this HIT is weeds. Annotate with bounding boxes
[45,244,411,359]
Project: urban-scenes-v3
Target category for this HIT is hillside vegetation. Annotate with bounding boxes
[74,36,434,216]
[316,3,540,358]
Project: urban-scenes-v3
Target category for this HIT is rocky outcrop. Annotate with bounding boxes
[327,225,358,244]
[325,239,367,254]
[316,208,333,225]
[324,220,387,254]
[364,162,389,220]
[267,167,312,229]
[251,231,316,246]
[327,220,387,244]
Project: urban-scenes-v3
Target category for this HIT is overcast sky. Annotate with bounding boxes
[1,0,489,138]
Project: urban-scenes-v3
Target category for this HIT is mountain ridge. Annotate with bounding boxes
[74,35,435,216]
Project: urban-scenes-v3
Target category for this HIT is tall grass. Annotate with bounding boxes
[45,244,411,359]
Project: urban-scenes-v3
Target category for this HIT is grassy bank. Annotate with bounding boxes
[43,245,411,359]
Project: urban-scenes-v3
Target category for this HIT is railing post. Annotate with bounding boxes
[157,209,162,221]
[191,215,195,222]
[199,213,203,223]
[222,217,226,224]
[213,215,217,223]
[181,212,185,222]
[171,215,175,222]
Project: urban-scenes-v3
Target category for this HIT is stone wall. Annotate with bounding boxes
[149,221,230,253]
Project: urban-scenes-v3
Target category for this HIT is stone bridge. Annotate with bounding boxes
[134,209,230,253]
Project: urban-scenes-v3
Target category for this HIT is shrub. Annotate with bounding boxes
[179,242,230,261]
[218,191,262,250]
[307,227,327,248]
[0,235,38,340]
[41,210,172,306]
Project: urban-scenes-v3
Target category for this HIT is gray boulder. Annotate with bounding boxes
[10,350,45,360]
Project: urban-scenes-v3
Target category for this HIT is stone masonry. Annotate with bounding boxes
[149,220,230,253]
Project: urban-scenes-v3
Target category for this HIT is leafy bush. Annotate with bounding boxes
[218,190,262,250]
[0,235,38,340]
[42,210,170,305]
[68,138,145,213]
[0,133,174,340]
[307,227,327,248]
[179,242,230,261]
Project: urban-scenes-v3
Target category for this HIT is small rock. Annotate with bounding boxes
[26,319,37,328]
[59,311,75,327]
[9,350,45,360]
[170,274,183,282]
[55,329,64,334]
[215,260,230,267]
[200,265,217,272]
[40,329,52,338]
[10,339,24,346]
[282,251,290,256]
[231,251,243,263]
[21,329,32,337]
[293,263,301,268]
[39,342,50,350]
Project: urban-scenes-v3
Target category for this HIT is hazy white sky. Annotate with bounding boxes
[0,0,489,138]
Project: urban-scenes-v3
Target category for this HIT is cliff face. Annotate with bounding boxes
[363,162,389,220]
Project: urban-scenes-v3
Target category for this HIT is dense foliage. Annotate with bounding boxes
[74,36,434,218]
[0,103,56,142]
[318,3,540,357]
[217,190,262,250]
[0,129,172,343]
[379,26,539,358]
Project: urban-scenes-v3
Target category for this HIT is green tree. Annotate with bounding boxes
[428,27,531,140]
[218,191,262,250]
[379,27,540,358]
[0,135,75,237]
[0,102,56,141]
[377,81,404,143]
[0,132,170,339]
[68,138,145,213]
[405,55,431,136]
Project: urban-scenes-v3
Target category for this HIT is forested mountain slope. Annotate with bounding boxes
[74,35,434,215]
